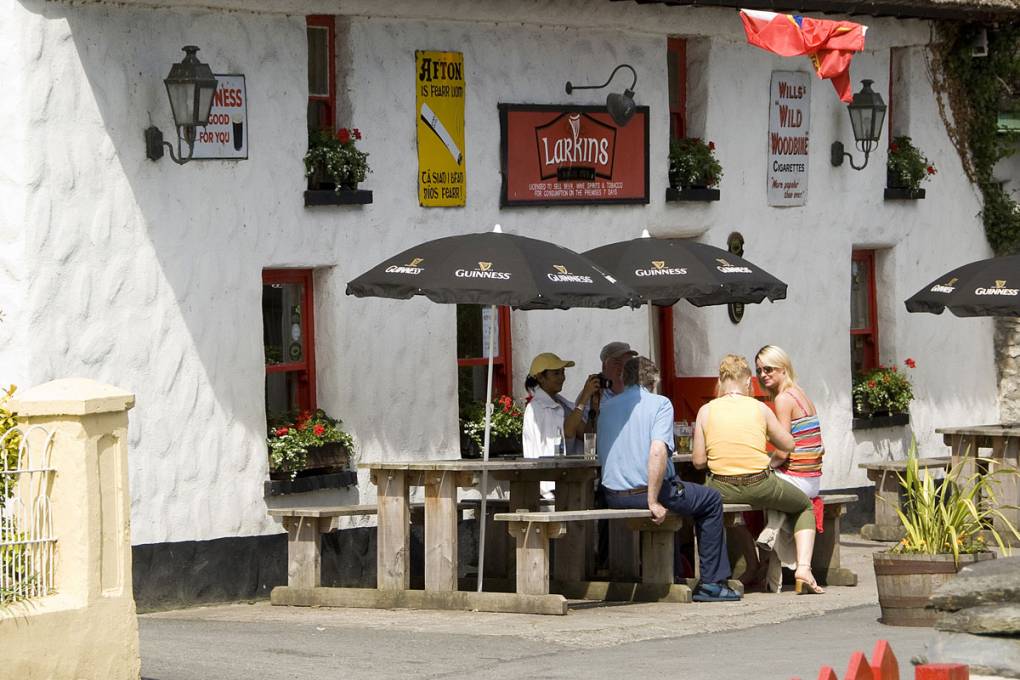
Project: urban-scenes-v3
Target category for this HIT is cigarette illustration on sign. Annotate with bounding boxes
[420,102,463,165]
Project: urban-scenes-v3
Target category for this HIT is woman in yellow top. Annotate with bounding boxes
[691,354,824,594]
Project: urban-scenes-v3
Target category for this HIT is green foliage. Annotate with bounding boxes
[461,395,524,447]
[0,384,19,474]
[887,136,936,190]
[852,359,915,417]
[267,409,355,479]
[892,445,1020,561]
[932,24,1020,254]
[304,127,371,191]
[0,385,29,605]
[668,138,722,189]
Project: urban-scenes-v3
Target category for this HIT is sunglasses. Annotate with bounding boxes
[756,366,779,376]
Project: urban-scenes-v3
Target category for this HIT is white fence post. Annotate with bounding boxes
[1,378,139,680]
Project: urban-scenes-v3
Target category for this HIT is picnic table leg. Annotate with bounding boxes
[376,469,410,591]
[950,434,979,495]
[990,436,1020,546]
[424,470,458,591]
[553,477,592,584]
[813,503,857,586]
[861,469,905,542]
[284,516,323,588]
[608,520,640,582]
[630,517,682,584]
[508,520,566,596]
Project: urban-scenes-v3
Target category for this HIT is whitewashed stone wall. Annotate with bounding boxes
[1,0,999,546]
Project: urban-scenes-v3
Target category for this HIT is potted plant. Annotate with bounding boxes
[885,136,936,200]
[873,448,1019,626]
[460,395,524,458]
[666,138,722,202]
[303,127,373,206]
[267,409,355,480]
[852,358,915,429]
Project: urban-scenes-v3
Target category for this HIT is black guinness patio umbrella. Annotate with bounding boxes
[347,225,639,591]
[582,231,788,307]
[905,254,1020,317]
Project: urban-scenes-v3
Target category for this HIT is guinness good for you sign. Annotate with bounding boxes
[416,51,466,207]
[499,104,649,207]
[767,71,810,207]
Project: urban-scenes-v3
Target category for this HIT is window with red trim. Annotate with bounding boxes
[306,16,335,132]
[667,37,687,140]
[456,305,513,413]
[850,250,879,374]
[263,269,317,418]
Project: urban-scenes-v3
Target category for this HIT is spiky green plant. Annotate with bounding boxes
[892,446,1020,563]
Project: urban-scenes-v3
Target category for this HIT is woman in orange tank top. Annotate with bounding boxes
[692,354,824,594]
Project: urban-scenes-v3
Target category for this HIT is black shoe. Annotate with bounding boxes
[692,582,742,602]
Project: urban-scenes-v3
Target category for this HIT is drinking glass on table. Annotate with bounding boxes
[583,433,597,460]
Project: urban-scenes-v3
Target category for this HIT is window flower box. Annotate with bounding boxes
[304,189,373,206]
[665,186,721,202]
[852,412,910,431]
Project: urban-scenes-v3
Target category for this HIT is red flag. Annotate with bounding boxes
[739,9,867,102]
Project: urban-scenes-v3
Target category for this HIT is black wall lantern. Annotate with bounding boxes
[565,64,638,127]
[145,46,218,164]
[830,79,887,171]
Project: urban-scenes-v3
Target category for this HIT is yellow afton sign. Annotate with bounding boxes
[416,50,466,207]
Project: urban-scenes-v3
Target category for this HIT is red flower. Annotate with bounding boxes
[927,165,936,175]
[313,423,326,436]
[905,357,916,369]
[336,128,351,144]
[274,427,289,437]
[868,380,877,389]
[891,365,898,372]
[296,422,306,431]
[708,141,716,151]
[353,128,362,140]
[890,142,899,152]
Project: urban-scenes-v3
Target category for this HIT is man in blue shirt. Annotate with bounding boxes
[598,356,740,602]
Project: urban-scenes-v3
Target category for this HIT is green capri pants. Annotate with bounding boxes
[707,471,816,534]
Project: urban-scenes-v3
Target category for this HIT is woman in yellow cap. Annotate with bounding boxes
[522,352,600,461]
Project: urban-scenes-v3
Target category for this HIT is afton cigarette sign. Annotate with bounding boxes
[416,51,466,207]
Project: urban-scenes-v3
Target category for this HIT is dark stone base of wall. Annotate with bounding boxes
[133,521,480,612]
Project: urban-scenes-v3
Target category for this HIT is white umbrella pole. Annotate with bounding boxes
[477,304,497,592]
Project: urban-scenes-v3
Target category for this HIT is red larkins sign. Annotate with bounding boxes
[499,104,649,207]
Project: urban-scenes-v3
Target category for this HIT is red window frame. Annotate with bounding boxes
[263,268,317,412]
[456,306,513,398]
[307,15,336,131]
[667,37,687,140]
[851,250,879,372]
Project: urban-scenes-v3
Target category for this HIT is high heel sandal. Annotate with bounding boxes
[794,563,824,595]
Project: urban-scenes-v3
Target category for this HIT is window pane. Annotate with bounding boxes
[851,336,869,376]
[307,26,329,97]
[456,304,503,359]
[307,100,329,132]
[850,257,872,330]
[667,50,680,110]
[263,282,305,365]
[266,371,303,420]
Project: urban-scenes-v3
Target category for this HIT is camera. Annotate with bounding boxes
[598,375,612,389]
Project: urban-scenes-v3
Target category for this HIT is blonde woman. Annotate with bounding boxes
[691,354,824,594]
[754,345,824,499]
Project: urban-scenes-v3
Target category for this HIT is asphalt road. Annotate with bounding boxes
[141,603,934,680]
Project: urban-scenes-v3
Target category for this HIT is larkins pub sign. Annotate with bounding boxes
[499,104,649,207]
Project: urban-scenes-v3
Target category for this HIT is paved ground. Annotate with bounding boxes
[140,535,939,680]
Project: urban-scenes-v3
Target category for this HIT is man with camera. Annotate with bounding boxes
[597,356,740,602]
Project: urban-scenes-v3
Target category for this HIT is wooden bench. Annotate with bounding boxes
[857,458,951,541]
[494,493,858,599]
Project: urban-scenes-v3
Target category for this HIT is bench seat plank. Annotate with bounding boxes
[858,457,951,472]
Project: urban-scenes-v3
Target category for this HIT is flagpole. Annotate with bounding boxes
[477,303,497,592]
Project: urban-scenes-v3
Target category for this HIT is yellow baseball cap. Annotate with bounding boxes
[529,352,576,377]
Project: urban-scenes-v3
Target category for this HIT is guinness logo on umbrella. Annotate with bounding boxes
[976,278,1019,296]
[652,261,665,269]
[715,257,752,274]
[997,280,1008,288]
[930,277,957,294]
[455,261,512,280]
[385,256,425,275]
[478,262,492,271]
[547,264,594,284]
[634,260,687,277]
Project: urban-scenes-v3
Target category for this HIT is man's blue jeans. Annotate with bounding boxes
[603,476,731,585]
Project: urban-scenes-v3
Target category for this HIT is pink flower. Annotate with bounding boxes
[905,358,916,369]
[274,427,289,437]
[313,423,326,437]
[353,128,362,140]
[868,380,877,389]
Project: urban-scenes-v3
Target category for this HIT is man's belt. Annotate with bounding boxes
[604,486,648,496]
[711,468,771,486]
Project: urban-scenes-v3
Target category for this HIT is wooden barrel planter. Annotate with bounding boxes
[873,551,996,627]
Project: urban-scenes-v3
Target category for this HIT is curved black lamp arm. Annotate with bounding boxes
[566,64,637,95]
[830,141,871,171]
[144,125,198,165]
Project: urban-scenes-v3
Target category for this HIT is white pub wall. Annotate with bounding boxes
[1,0,997,546]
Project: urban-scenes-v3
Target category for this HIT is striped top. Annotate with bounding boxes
[783,390,824,477]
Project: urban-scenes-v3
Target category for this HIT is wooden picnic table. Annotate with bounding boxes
[936,424,1020,544]
[361,457,598,593]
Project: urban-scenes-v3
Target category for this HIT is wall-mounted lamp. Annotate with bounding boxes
[565,64,638,127]
[145,46,218,164]
[830,79,887,171]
